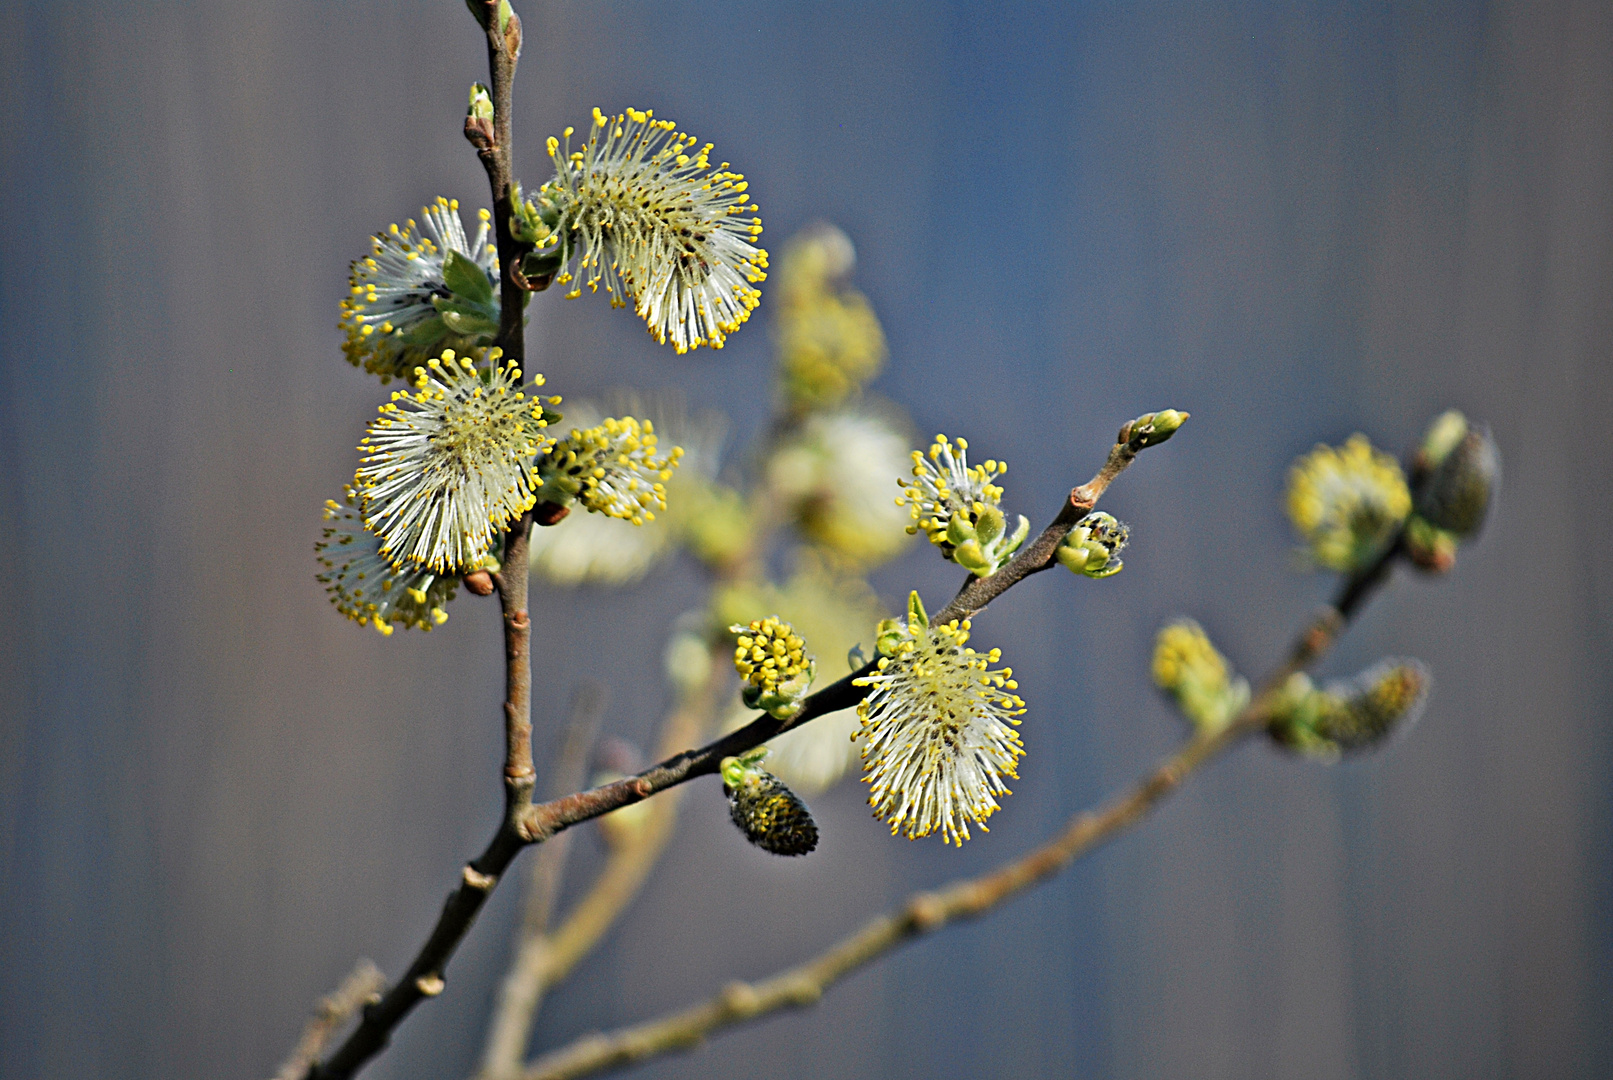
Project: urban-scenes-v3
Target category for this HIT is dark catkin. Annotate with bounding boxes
[725,770,818,856]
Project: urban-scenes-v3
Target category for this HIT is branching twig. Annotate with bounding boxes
[513,425,1165,844]
[274,960,386,1080]
[306,402,1169,1079]
[304,9,529,1077]
[520,549,1397,1080]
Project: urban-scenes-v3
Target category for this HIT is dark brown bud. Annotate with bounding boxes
[504,10,523,59]
[462,569,495,596]
[534,501,571,526]
[464,114,496,153]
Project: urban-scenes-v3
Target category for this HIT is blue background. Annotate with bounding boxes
[2,2,1610,1077]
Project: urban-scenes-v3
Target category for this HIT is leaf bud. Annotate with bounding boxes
[464,82,496,152]
[946,505,1031,577]
[1411,411,1499,540]
[1152,619,1250,733]
[1118,409,1189,450]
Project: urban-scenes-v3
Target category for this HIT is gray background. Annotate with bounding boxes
[2,1,1610,1078]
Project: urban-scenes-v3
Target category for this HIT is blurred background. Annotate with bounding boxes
[2,1,1610,1078]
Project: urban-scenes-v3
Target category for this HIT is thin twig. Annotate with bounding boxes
[307,409,1171,1080]
[303,9,529,1077]
[513,428,1164,844]
[274,960,386,1080]
[520,551,1395,1080]
[481,684,607,1076]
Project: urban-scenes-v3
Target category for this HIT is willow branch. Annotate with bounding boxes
[302,9,528,1078]
[520,550,1396,1080]
[308,410,1172,1079]
[273,960,385,1080]
[513,423,1169,844]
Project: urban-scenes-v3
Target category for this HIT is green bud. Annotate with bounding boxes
[1152,619,1249,733]
[468,82,494,124]
[974,504,1006,546]
[875,591,929,656]
[1413,413,1499,539]
[732,615,816,720]
[1402,514,1457,574]
[946,510,975,548]
[463,83,496,152]
[1056,512,1129,579]
[874,617,906,657]
[721,752,819,857]
[1119,409,1189,450]
[944,505,1029,578]
[1418,410,1469,468]
[509,181,558,247]
[906,590,929,628]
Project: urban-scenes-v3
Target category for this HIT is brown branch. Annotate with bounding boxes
[302,8,530,1078]
[513,421,1175,845]
[307,416,1172,1079]
[274,960,386,1080]
[520,552,1394,1080]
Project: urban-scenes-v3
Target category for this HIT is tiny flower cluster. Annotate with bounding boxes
[856,592,1026,845]
[1151,619,1250,733]
[731,616,815,719]
[534,416,682,525]
[340,198,501,383]
[1287,433,1411,572]
[721,750,818,856]
[898,435,1028,577]
[767,409,913,565]
[711,557,888,794]
[315,486,460,635]
[774,225,886,411]
[539,107,768,353]
[1057,512,1129,579]
[1269,660,1431,760]
[355,349,557,573]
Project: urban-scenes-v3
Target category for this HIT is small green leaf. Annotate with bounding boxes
[442,248,495,305]
[906,590,929,629]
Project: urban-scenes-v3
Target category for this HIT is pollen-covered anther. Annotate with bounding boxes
[1057,512,1130,579]
[538,108,768,353]
[897,435,1027,576]
[1269,659,1432,759]
[339,197,501,383]
[314,486,460,635]
[854,591,1026,845]
[1151,619,1250,733]
[533,415,682,525]
[722,752,819,857]
[354,349,554,574]
[1287,434,1411,573]
[730,616,816,720]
